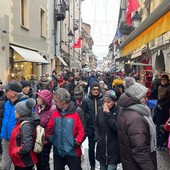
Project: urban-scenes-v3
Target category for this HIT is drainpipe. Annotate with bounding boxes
[55,0,62,72]
[68,0,71,71]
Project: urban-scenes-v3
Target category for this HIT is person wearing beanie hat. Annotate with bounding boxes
[95,90,121,169]
[34,90,55,170]
[90,81,100,90]
[161,74,169,81]
[117,77,157,169]
[15,98,36,117]
[1,81,29,170]
[9,98,40,169]
[81,81,103,170]
[153,73,170,150]
[20,80,36,99]
[103,90,117,101]
[124,77,148,101]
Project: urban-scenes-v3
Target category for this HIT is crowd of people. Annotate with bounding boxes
[0,69,170,170]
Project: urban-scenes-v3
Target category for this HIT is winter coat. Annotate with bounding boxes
[1,94,29,140]
[81,92,103,132]
[61,82,71,93]
[0,90,7,133]
[46,101,85,157]
[153,83,170,125]
[95,104,121,165]
[34,90,55,129]
[150,78,161,99]
[30,79,39,93]
[39,76,50,90]
[9,113,40,168]
[117,93,157,170]
[88,75,97,87]
[74,81,85,99]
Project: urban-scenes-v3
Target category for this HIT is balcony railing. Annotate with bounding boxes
[55,1,67,21]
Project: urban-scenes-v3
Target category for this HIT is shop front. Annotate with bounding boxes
[10,45,49,81]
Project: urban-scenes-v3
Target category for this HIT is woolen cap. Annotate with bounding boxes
[90,81,100,90]
[15,98,36,117]
[124,77,148,100]
[161,74,169,81]
[103,90,117,101]
[20,80,31,88]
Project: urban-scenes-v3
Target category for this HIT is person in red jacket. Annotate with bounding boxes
[46,88,85,170]
[9,98,40,170]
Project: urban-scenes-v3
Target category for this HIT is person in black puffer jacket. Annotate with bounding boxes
[95,90,121,170]
[81,81,103,170]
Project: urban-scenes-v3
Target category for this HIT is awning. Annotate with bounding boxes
[121,0,170,56]
[10,45,49,64]
[125,62,152,66]
[56,55,68,66]
[131,50,142,59]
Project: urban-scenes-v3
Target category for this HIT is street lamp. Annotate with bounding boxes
[67,30,74,43]
[132,11,142,28]
[60,30,74,44]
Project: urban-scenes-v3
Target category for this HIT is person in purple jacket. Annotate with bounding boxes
[34,89,55,170]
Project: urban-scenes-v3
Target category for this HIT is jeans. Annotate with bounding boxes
[36,144,52,170]
[53,154,82,170]
[156,125,166,148]
[88,136,96,167]
[2,139,12,170]
[100,163,117,170]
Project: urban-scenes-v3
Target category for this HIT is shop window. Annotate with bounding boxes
[21,0,29,29]
[40,8,46,38]
[11,51,38,80]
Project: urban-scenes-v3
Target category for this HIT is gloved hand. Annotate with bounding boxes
[160,124,166,134]
[74,139,80,147]
[157,105,162,110]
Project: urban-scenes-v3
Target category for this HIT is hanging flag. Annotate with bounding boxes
[126,0,140,26]
[115,28,123,39]
[73,37,82,48]
[115,40,120,49]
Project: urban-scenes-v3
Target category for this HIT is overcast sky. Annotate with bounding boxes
[81,0,120,60]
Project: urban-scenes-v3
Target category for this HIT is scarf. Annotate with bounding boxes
[125,104,156,152]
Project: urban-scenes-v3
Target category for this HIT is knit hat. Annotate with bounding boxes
[103,90,117,101]
[20,80,31,88]
[124,77,148,100]
[90,81,100,90]
[15,98,36,117]
[3,81,22,93]
[161,74,169,81]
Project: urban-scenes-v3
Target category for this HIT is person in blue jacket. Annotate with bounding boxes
[1,81,28,170]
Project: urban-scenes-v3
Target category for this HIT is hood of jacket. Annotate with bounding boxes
[36,90,53,108]
[118,93,140,108]
[12,93,29,105]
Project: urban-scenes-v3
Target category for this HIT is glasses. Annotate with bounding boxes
[92,88,100,91]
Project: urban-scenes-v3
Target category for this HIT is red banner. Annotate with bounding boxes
[126,0,140,26]
[73,37,82,48]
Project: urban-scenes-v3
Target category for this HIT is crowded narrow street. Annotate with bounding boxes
[1,0,170,170]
